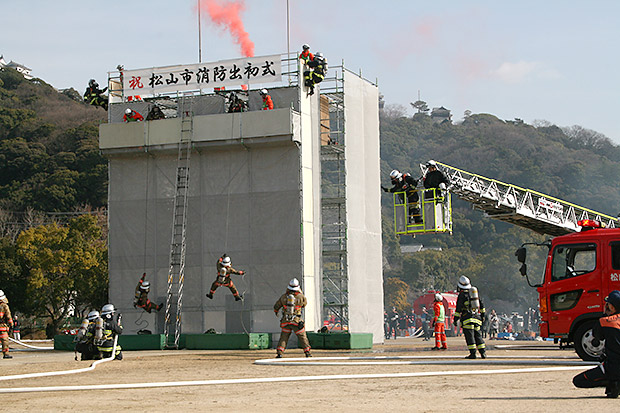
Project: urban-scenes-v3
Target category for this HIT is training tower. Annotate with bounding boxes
[99,54,383,345]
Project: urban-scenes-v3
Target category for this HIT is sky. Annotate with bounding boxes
[2,0,619,142]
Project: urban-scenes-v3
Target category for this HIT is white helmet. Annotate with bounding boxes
[125,108,132,115]
[0,289,5,301]
[458,275,471,290]
[87,310,100,321]
[101,304,116,317]
[434,293,443,302]
[389,169,402,180]
[222,256,231,267]
[288,278,301,292]
[140,281,150,291]
[260,88,268,95]
[426,160,437,168]
[302,44,310,50]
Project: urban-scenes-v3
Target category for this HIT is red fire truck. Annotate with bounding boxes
[413,291,458,336]
[516,219,620,360]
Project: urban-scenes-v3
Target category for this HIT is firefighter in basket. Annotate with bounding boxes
[206,254,245,301]
[274,278,312,358]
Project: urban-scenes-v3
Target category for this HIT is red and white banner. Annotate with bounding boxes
[121,54,281,96]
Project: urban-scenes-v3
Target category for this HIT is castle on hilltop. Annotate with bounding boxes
[0,55,33,79]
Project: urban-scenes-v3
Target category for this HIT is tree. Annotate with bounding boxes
[384,277,410,313]
[16,214,108,336]
[410,100,429,114]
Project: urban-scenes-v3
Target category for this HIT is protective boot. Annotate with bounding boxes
[3,353,12,359]
[206,293,213,299]
[606,381,619,398]
[465,350,477,359]
[479,350,487,359]
[235,294,243,301]
[305,351,312,358]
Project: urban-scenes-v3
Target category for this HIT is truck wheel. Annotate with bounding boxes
[574,321,604,361]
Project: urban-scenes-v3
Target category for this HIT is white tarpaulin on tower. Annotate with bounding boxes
[121,54,281,96]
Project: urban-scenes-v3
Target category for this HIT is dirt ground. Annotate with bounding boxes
[2,336,618,412]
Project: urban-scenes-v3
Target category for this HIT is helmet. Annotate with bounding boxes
[458,275,471,290]
[315,52,323,59]
[389,169,402,180]
[222,256,231,267]
[260,88,268,95]
[0,289,5,302]
[434,293,443,302]
[101,304,116,317]
[302,44,310,50]
[89,79,96,87]
[87,310,100,321]
[288,278,301,292]
[426,160,437,168]
[125,108,132,115]
[140,281,150,291]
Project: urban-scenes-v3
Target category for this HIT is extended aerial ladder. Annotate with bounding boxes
[163,96,193,349]
[394,161,618,236]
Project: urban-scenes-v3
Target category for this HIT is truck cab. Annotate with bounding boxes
[517,219,620,360]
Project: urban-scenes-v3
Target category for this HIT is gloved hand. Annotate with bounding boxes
[298,320,304,329]
[239,271,245,275]
[381,185,388,192]
[274,310,279,317]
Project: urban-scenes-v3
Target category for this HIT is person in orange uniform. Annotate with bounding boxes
[124,108,144,122]
[431,293,448,350]
[299,44,314,64]
[206,254,245,301]
[0,290,14,359]
[260,89,273,110]
[273,278,312,358]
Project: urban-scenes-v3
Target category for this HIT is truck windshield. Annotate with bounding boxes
[551,243,596,282]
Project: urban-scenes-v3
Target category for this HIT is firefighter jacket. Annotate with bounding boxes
[97,317,122,354]
[262,94,273,110]
[454,289,485,329]
[423,169,450,189]
[594,312,620,380]
[274,291,307,324]
[388,173,419,202]
[0,301,13,330]
[216,257,244,281]
[433,301,445,324]
[124,110,144,122]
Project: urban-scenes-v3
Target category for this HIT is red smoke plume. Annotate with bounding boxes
[199,0,255,57]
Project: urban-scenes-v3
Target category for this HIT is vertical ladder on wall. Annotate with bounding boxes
[164,96,193,349]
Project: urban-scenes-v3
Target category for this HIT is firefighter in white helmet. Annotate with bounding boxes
[453,275,486,359]
[273,278,312,358]
[0,290,14,359]
[207,254,245,301]
[134,273,162,313]
[75,310,102,360]
[382,169,422,224]
[97,304,123,360]
[431,293,448,350]
[259,88,273,110]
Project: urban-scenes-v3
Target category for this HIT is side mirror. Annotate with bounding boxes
[519,263,527,277]
[515,247,527,263]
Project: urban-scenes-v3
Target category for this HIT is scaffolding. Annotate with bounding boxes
[319,65,348,329]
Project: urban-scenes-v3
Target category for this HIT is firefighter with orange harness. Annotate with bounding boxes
[454,275,486,359]
[134,273,162,313]
[260,89,273,110]
[431,293,448,350]
[573,290,620,398]
[274,278,312,358]
[0,290,14,359]
[206,254,245,301]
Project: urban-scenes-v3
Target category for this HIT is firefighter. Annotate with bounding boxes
[382,169,422,224]
[134,273,162,313]
[423,160,450,199]
[260,88,273,110]
[97,304,123,360]
[274,278,312,358]
[299,44,314,64]
[75,310,102,361]
[304,52,327,96]
[206,254,245,301]
[83,79,108,110]
[573,290,620,398]
[453,275,486,359]
[124,108,144,122]
[431,293,448,350]
[0,290,14,359]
